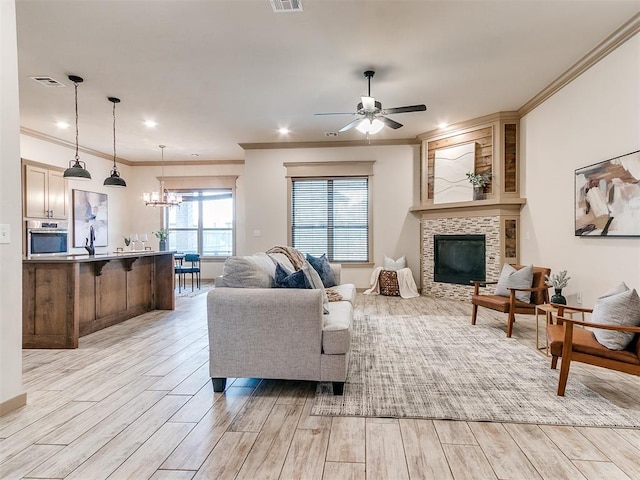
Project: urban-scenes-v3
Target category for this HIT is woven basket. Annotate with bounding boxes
[379,269,400,296]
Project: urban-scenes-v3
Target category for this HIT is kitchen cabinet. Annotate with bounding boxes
[23,161,68,219]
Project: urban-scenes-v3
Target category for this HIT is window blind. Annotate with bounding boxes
[291,177,369,262]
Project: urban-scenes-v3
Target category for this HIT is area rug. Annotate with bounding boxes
[312,314,640,427]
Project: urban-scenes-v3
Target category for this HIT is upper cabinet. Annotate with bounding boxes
[23,161,68,219]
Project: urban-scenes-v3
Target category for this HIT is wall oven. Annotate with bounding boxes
[27,220,69,256]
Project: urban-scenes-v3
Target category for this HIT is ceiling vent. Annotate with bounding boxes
[324,132,338,137]
[270,0,303,13]
[30,76,66,87]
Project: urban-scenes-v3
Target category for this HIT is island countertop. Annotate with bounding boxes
[23,250,176,263]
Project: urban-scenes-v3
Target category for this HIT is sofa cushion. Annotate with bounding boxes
[592,283,640,350]
[306,253,337,288]
[322,301,353,354]
[222,254,275,288]
[494,264,534,303]
[330,283,356,305]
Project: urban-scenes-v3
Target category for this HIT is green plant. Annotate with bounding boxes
[545,270,570,289]
[466,171,491,187]
[154,228,169,241]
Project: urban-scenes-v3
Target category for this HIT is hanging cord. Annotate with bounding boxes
[112,101,117,168]
[74,80,80,162]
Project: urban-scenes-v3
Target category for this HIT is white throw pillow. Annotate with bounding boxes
[302,260,329,314]
[384,255,406,271]
[592,283,640,350]
[494,264,534,303]
[223,256,274,288]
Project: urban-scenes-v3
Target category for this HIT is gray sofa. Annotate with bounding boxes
[207,260,355,395]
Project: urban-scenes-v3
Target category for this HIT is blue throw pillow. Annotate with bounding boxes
[274,263,311,289]
[306,253,337,288]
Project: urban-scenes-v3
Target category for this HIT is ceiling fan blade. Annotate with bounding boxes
[361,96,376,111]
[314,112,356,116]
[338,118,363,132]
[379,116,403,130]
[384,104,427,114]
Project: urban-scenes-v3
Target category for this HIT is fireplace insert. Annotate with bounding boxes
[434,234,486,285]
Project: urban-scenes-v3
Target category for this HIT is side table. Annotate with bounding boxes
[534,304,585,356]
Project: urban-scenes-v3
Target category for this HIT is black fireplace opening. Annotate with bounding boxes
[434,234,486,285]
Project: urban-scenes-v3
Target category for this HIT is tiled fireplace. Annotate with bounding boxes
[417,202,523,301]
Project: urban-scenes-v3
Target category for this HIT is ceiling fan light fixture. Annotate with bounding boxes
[361,96,376,111]
[356,118,384,135]
[63,75,91,180]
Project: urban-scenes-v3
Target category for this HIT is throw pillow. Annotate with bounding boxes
[274,263,311,289]
[384,255,407,271]
[592,284,640,350]
[268,252,296,273]
[222,256,274,288]
[301,261,330,314]
[306,253,337,288]
[494,264,534,303]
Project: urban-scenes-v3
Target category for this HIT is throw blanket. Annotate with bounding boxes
[266,245,343,301]
[364,267,420,299]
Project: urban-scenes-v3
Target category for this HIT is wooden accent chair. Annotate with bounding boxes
[547,304,640,396]
[471,265,551,337]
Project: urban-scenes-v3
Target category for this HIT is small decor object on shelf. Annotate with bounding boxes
[124,236,131,247]
[466,171,491,200]
[154,228,169,251]
[545,270,570,305]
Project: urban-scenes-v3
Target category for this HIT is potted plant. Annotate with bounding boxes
[466,171,491,200]
[545,270,570,305]
[154,228,169,251]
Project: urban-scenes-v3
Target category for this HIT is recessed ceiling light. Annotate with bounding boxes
[144,120,158,128]
[56,121,70,129]
[438,122,449,129]
[278,127,290,135]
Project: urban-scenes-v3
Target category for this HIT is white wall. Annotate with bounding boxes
[1,0,25,409]
[520,33,640,306]
[244,145,421,288]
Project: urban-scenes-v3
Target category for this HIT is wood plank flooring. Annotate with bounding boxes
[1,284,640,479]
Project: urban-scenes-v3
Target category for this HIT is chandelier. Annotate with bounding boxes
[143,145,182,207]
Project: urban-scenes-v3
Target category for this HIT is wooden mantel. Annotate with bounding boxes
[411,197,526,216]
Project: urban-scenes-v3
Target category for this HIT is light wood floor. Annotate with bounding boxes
[2,284,640,480]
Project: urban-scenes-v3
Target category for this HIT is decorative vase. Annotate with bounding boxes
[473,186,485,201]
[159,240,167,251]
[551,288,567,305]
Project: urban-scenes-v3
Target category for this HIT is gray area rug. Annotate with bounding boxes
[312,314,640,427]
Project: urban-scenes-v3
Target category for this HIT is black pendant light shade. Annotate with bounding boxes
[63,75,92,180]
[104,97,126,187]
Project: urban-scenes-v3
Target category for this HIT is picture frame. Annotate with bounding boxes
[574,150,640,237]
[72,189,108,247]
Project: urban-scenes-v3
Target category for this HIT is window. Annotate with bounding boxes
[165,190,233,257]
[291,177,369,262]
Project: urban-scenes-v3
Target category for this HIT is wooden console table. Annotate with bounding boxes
[23,251,175,348]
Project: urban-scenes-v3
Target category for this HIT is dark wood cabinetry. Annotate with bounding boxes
[23,251,175,348]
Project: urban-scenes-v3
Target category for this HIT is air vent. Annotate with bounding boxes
[270,0,303,13]
[324,132,338,137]
[30,76,66,87]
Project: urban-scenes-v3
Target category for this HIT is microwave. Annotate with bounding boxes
[27,220,69,256]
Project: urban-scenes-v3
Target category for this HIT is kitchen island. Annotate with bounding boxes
[23,251,175,348]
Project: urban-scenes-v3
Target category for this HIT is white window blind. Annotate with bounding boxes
[291,177,369,262]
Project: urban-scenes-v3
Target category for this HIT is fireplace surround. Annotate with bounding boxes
[434,234,486,285]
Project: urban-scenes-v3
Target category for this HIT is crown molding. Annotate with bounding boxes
[417,111,519,141]
[518,12,640,117]
[137,159,244,167]
[239,138,420,150]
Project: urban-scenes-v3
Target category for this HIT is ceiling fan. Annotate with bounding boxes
[315,70,427,134]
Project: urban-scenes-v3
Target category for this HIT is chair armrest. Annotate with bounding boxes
[552,304,593,314]
[470,280,498,286]
[557,315,640,333]
[506,285,549,292]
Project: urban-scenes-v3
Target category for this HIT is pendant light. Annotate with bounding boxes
[103,97,127,187]
[63,75,91,180]
[143,145,182,207]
